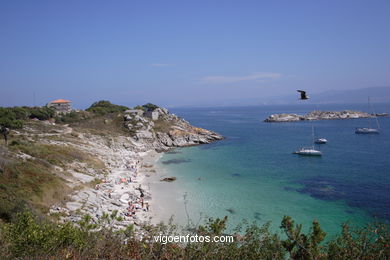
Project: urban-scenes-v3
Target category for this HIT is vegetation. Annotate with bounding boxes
[0,133,105,222]
[0,106,55,129]
[0,145,67,222]
[86,100,129,115]
[0,211,388,259]
[142,103,159,111]
[133,105,146,111]
[55,110,91,124]
[0,101,141,134]
[153,117,174,133]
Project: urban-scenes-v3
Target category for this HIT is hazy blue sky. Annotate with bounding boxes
[1,0,389,108]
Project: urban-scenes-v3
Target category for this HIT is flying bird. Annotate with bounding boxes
[297,90,309,100]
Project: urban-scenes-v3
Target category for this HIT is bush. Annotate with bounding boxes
[1,211,389,259]
[0,106,55,128]
[0,108,24,129]
[142,103,159,111]
[55,111,89,124]
[86,100,129,115]
[28,106,55,120]
[0,212,88,257]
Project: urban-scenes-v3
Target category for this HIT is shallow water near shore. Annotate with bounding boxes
[153,104,390,238]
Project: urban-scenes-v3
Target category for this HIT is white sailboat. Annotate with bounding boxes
[294,126,322,156]
[355,97,380,134]
[313,127,327,144]
[314,138,328,144]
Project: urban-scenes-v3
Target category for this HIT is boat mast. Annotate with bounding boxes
[368,97,381,130]
[367,97,372,129]
[311,126,315,149]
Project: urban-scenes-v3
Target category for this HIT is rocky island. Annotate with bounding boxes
[264,110,388,122]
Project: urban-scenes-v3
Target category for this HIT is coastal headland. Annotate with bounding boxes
[0,101,223,230]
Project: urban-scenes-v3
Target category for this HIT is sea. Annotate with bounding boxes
[150,103,390,238]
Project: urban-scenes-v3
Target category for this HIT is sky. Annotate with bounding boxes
[0,0,389,108]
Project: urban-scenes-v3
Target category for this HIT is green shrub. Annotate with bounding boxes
[1,212,88,257]
[0,106,55,129]
[28,106,55,120]
[142,103,159,111]
[0,108,24,128]
[86,100,129,115]
[0,211,389,259]
[55,111,89,124]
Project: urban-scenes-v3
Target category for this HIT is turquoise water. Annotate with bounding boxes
[156,104,390,237]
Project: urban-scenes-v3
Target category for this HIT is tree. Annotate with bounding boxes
[280,216,326,259]
[0,126,10,145]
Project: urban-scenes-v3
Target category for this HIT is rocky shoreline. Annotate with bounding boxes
[46,107,223,230]
[264,110,388,122]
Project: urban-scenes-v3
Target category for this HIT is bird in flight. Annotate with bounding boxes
[297,90,309,100]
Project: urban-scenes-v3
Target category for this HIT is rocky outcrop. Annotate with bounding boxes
[123,107,223,150]
[264,110,387,122]
[160,177,177,182]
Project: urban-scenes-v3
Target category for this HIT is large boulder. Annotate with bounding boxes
[156,132,173,147]
[135,130,154,140]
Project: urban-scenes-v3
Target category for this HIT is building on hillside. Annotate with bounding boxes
[144,110,159,120]
[47,99,72,113]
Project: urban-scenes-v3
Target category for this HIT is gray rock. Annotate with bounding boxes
[157,132,173,147]
[264,110,376,122]
[135,130,154,140]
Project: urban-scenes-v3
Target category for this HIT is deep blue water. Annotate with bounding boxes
[157,104,390,236]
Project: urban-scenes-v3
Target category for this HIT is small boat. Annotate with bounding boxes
[355,97,380,134]
[355,127,380,134]
[314,138,328,144]
[293,147,322,156]
[294,126,322,156]
[313,127,327,144]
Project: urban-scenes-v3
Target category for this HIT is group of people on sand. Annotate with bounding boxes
[125,196,150,218]
[92,159,151,220]
[120,161,151,219]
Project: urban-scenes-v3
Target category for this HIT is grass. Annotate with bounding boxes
[153,117,174,133]
[67,112,130,137]
[0,155,67,221]
[0,122,107,221]
[11,142,83,166]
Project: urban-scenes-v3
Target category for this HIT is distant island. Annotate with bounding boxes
[264,110,389,122]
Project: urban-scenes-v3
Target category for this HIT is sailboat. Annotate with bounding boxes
[294,126,322,156]
[313,127,327,144]
[314,138,328,144]
[355,97,380,134]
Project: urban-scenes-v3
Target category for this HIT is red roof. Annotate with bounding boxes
[50,99,71,104]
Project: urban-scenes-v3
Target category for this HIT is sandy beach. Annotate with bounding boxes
[139,150,189,226]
